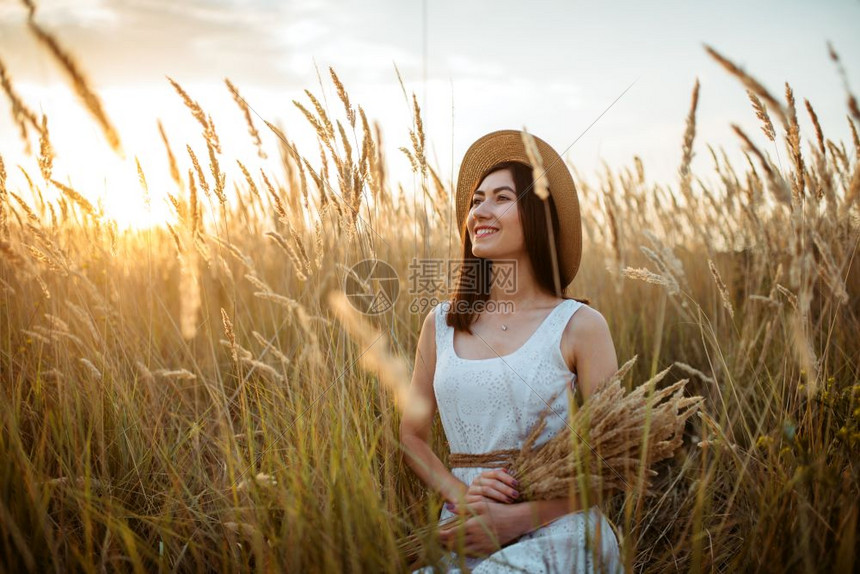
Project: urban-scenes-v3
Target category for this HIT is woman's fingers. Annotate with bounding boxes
[478,483,516,503]
[469,476,519,502]
[446,497,478,514]
[477,468,516,485]
[494,468,519,489]
[476,469,519,493]
[464,493,482,505]
[467,484,504,503]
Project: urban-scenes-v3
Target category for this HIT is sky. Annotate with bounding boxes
[1,0,859,228]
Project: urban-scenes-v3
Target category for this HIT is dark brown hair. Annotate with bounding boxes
[446,160,588,333]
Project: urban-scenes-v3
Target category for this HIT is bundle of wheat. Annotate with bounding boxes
[399,355,705,563]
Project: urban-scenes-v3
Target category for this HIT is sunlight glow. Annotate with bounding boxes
[0,78,424,231]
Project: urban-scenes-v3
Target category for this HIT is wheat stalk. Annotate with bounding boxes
[158,120,182,188]
[79,357,102,380]
[804,99,825,155]
[167,77,220,153]
[187,145,210,199]
[704,44,788,129]
[330,67,356,128]
[222,307,238,363]
[747,90,776,142]
[50,180,97,217]
[785,83,806,201]
[328,290,430,422]
[153,369,197,381]
[847,116,860,160]
[135,156,151,212]
[225,78,266,160]
[188,169,199,235]
[827,42,860,123]
[0,56,41,153]
[26,16,121,153]
[679,79,700,198]
[207,140,226,204]
[37,115,53,182]
[707,259,735,319]
[260,170,286,219]
[731,124,791,206]
[521,129,549,201]
[623,266,679,295]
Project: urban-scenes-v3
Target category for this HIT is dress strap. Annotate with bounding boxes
[552,299,585,338]
[434,300,449,353]
[537,299,585,378]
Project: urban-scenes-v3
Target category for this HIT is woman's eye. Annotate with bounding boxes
[472,196,511,206]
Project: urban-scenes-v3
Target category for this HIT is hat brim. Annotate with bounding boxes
[455,129,582,288]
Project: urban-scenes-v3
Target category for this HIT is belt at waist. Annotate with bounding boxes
[448,449,518,468]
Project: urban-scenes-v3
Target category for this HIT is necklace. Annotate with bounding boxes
[495,302,555,331]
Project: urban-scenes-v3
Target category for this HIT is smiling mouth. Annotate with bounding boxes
[474,228,499,239]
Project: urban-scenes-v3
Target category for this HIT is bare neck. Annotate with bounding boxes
[487,256,559,312]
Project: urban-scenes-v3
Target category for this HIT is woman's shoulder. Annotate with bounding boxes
[564,302,610,340]
[560,302,610,371]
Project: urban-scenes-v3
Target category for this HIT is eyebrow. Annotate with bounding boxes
[473,185,515,197]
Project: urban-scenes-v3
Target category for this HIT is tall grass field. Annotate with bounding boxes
[0,16,858,573]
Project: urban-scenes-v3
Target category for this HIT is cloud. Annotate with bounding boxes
[0,0,120,27]
[0,0,328,87]
[0,0,422,94]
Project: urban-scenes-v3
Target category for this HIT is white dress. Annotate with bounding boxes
[412,299,623,574]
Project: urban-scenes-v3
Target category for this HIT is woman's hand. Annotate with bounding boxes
[447,469,519,509]
[438,499,524,557]
[443,479,470,506]
[472,468,519,503]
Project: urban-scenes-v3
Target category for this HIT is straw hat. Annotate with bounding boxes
[455,129,582,288]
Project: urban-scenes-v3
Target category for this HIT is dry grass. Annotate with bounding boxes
[24,8,121,154]
[0,33,858,574]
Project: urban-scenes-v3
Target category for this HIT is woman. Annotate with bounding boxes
[400,130,623,573]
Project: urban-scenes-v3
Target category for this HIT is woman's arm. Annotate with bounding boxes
[400,308,468,503]
[514,497,582,533]
[565,305,619,401]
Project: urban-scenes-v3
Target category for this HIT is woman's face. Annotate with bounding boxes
[466,167,524,259]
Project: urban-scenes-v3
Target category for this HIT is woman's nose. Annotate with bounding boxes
[473,198,494,219]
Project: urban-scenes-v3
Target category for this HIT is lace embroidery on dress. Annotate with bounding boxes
[434,298,581,459]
